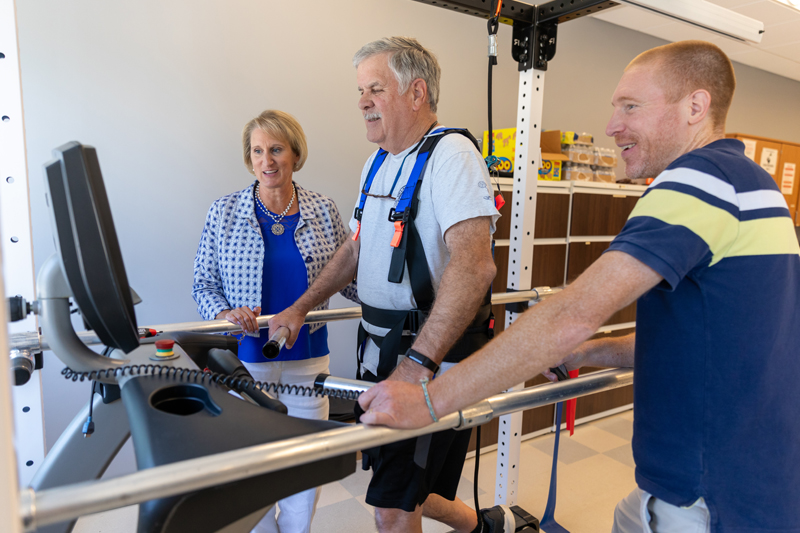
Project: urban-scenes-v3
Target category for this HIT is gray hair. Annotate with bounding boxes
[353,37,441,113]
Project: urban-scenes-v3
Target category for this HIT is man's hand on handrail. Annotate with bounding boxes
[358,380,434,429]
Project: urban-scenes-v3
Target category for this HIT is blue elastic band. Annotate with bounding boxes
[540,401,570,533]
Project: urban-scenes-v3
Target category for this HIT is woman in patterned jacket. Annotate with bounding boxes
[192,109,357,533]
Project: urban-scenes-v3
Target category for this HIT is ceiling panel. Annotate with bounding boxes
[759,21,800,48]
[707,0,761,8]
[734,1,800,24]
[767,40,800,60]
[591,0,800,83]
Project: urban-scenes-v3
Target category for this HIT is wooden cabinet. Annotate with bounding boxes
[473,180,644,452]
[570,193,638,236]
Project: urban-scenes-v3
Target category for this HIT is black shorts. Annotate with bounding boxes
[357,370,473,513]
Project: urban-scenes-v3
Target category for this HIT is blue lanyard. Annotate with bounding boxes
[387,148,416,197]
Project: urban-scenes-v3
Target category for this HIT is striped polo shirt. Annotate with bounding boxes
[606,139,800,532]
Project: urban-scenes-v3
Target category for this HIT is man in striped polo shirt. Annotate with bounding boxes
[359,40,800,532]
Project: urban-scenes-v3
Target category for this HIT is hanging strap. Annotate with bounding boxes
[540,400,570,533]
[539,364,576,533]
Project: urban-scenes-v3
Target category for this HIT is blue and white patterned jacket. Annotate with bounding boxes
[192,181,358,332]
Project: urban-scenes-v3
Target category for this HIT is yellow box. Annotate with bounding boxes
[482,128,516,173]
[538,160,563,180]
[484,128,568,179]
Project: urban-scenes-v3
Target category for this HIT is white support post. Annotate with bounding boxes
[0,238,23,533]
[0,0,47,488]
[494,65,545,507]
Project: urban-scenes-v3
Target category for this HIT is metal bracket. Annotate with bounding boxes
[512,19,557,71]
[533,21,558,71]
[511,20,535,71]
[511,0,620,71]
[457,400,494,429]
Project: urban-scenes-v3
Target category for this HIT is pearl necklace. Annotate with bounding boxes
[255,182,296,235]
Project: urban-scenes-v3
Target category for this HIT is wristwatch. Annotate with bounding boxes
[405,348,440,374]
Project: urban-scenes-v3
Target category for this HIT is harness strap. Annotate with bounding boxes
[358,301,494,380]
[352,149,389,241]
[387,128,479,300]
[358,304,419,380]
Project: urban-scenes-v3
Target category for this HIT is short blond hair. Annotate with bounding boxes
[242,110,308,173]
[629,40,735,131]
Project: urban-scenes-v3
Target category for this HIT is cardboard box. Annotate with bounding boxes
[560,131,594,145]
[540,130,569,180]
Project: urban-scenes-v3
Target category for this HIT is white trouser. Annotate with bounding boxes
[612,488,710,533]
[243,356,330,533]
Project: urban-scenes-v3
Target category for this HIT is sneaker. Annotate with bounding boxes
[478,504,516,533]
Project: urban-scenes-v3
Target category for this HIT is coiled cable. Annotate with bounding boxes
[61,365,362,401]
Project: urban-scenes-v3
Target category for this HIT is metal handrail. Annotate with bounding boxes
[9,288,561,352]
[19,367,632,530]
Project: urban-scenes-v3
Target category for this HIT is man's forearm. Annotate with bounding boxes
[578,333,635,369]
[292,236,359,313]
[427,251,661,416]
[410,217,496,362]
[412,252,495,362]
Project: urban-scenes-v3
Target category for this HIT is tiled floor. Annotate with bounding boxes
[74,410,636,532]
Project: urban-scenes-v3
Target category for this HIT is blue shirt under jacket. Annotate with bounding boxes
[238,211,328,362]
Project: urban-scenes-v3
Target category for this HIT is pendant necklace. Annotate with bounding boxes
[255,182,295,235]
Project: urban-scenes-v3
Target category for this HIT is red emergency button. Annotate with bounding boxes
[154,339,175,358]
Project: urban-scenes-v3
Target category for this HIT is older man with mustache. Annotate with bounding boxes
[269,37,509,533]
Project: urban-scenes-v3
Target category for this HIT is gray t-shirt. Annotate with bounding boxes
[348,129,501,376]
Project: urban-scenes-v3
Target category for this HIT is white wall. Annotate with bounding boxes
[14,0,800,466]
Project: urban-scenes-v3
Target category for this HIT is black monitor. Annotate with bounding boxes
[43,142,139,353]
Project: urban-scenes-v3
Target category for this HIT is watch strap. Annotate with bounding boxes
[406,348,440,374]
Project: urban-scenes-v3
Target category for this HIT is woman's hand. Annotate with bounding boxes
[217,306,262,334]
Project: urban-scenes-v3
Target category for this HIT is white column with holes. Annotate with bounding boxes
[0,251,22,532]
[0,0,47,489]
[494,66,545,506]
